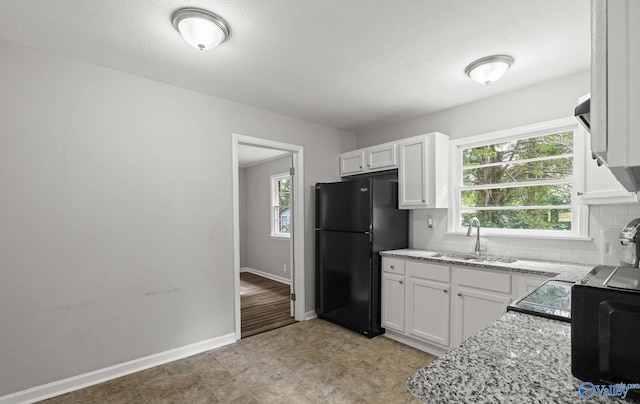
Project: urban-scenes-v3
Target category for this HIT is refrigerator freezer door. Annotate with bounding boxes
[316,180,371,233]
[371,180,409,252]
[316,230,377,335]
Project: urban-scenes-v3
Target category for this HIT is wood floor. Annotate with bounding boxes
[240,272,296,338]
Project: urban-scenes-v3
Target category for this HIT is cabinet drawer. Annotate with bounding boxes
[457,267,511,294]
[382,257,405,275]
[406,260,450,283]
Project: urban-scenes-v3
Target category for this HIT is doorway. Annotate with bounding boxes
[231,134,305,340]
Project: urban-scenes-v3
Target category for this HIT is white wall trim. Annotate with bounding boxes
[305,311,318,321]
[0,333,236,404]
[447,116,587,238]
[240,266,291,285]
[232,133,306,341]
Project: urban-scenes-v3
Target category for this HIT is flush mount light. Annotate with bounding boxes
[171,8,230,51]
[464,55,514,85]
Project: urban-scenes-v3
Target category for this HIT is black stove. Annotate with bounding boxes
[507,279,574,322]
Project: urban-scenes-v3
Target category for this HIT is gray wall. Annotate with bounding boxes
[239,167,248,268]
[0,39,354,396]
[355,70,590,146]
[241,156,292,281]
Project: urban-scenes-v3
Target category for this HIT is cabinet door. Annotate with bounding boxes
[367,143,397,171]
[454,288,511,345]
[591,0,640,175]
[578,124,639,204]
[382,272,405,333]
[398,138,427,208]
[339,150,365,176]
[407,276,450,347]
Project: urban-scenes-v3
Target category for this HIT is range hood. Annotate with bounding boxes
[574,98,590,132]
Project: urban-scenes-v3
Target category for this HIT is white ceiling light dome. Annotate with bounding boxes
[465,55,514,85]
[171,8,230,51]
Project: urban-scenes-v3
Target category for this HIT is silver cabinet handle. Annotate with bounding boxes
[577,191,583,196]
[390,265,395,269]
[457,292,462,296]
[399,280,403,285]
[443,288,448,293]
[422,199,426,203]
[359,165,363,169]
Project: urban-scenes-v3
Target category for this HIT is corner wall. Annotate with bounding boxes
[0,39,354,396]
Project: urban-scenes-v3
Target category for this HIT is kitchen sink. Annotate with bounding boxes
[432,251,518,264]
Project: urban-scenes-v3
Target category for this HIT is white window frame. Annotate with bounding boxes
[447,117,588,239]
[270,172,291,239]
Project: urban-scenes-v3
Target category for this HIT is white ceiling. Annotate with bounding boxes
[0,1,590,133]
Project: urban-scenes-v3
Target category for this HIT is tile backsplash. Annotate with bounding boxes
[411,204,640,266]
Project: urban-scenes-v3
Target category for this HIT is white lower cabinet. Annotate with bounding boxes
[407,274,451,346]
[381,272,405,333]
[381,258,452,354]
[381,256,552,356]
[453,287,512,345]
[451,266,512,346]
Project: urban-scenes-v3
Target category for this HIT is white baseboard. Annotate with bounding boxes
[240,267,291,285]
[0,333,236,404]
[304,310,317,320]
[382,331,445,358]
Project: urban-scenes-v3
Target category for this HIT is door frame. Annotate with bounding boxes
[231,133,305,340]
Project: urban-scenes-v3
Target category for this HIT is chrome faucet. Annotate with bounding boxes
[466,217,486,257]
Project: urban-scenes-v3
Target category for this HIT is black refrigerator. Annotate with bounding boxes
[315,179,408,337]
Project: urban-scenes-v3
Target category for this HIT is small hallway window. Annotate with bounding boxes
[270,172,291,238]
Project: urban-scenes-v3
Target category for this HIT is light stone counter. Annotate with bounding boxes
[406,311,624,403]
[380,248,593,279]
[398,251,625,403]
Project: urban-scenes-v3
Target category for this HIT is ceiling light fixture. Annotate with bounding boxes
[171,8,230,51]
[464,55,514,85]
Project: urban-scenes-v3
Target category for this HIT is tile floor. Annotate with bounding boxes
[42,319,436,403]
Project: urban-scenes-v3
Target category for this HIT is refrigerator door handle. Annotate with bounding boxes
[365,231,372,243]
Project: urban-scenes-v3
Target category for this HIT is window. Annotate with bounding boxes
[270,172,291,238]
[450,118,586,238]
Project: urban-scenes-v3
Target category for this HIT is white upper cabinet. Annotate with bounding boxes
[398,132,449,209]
[339,150,365,176]
[579,123,639,204]
[590,0,640,191]
[366,143,397,171]
[339,141,397,176]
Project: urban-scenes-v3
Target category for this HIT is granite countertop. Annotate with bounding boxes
[402,252,623,403]
[380,248,593,279]
[406,311,624,403]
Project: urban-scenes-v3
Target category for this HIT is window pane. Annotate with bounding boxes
[461,209,572,231]
[278,178,290,206]
[462,131,573,166]
[276,206,290,234]
[463,157,573,186]
[461,183,571,208]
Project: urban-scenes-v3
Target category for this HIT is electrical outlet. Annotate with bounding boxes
[427,218,434,233]
[283,264,287,272]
